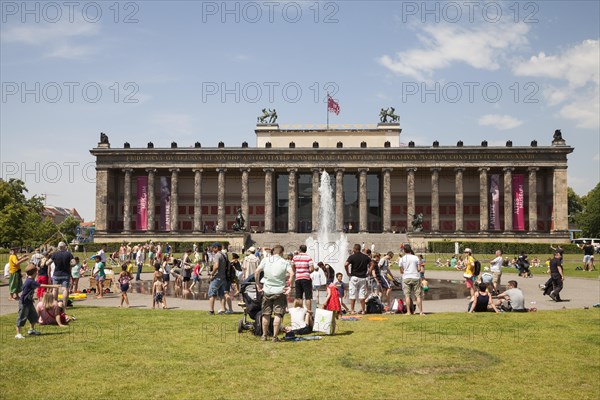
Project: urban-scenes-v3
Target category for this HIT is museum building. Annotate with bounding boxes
[90,123,573,246]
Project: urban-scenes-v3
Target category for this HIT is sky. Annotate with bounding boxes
[1,0,599,221]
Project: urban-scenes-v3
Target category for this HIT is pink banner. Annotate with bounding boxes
[160,176,171,231]
[512,174,525,231]
[489,175,500,230]
[136,177,148,230]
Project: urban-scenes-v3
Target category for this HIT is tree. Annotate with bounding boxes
[568,187,584,223]
[59,216,81,244]
[0,179,45,247]
[575,183,600,237]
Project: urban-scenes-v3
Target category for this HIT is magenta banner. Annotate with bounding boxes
[489,174,500,230]
[160,176,171,231]
[512,174,525,230]
[136,177,148,230]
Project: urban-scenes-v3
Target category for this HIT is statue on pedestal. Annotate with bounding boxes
[232,208,246,231]
[100,132,109,144]
[257,109,278,124]
[412,213,424,232]
[552,129,566,145]
[379,107,399,123]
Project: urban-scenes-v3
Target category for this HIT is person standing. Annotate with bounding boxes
[8,247,29,301]
[489,250,503,294]
[548,251,565,302]
[398,244,424,315]
[378,251,395,312]
[242,246,260,281]
[135,245,145,281]
[579,241,596,271]
[50,242,73,304]
[255,245,294,342]
[292,244,314,310]
[207,242,227,315]
[463,248,476,298]
[344,244,371,314]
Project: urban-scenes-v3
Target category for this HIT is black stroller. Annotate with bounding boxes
[517,253,532,277]
[237,273,273,336]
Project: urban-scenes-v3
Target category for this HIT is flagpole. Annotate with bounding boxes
[326,92,329,130]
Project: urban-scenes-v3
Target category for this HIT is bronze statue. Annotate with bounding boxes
[379,107,399,123]
[268,108,277,124]
[553,129,563,142]
[100,132,109,144]
[232,208,246,231]
[411,213,424,232]
[257,108,277,124]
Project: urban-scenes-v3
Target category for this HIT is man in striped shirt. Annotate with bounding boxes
[292,245,315,310]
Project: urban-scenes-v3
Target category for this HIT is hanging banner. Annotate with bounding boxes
[136,177,148,230]
[513,174,525,231]
[160,176,171,231]
[489,174,500,230]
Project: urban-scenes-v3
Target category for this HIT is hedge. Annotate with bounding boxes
[66,241,230,253]
[427,241,580,255]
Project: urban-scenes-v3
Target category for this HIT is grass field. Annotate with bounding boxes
[1,307,598,399]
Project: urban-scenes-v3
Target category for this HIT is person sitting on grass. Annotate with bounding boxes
[92,255,106,298]
[152,272,167,309]
[495,280,527,312]
[37,291,74,326]
[284,306,313,337]
[468,283,499,313]
[15,264,59,339]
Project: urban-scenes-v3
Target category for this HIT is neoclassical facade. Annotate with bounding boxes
[91,124,573,243]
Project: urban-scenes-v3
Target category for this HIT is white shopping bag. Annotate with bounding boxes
[313,308,334,335]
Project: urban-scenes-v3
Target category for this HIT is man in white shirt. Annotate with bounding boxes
[489,250,503,294]
[135,245,145,281]
[398,244,424,315]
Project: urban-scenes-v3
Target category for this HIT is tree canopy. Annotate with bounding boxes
[575,183,600,237]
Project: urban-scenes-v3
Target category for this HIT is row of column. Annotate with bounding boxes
[118,166,568,234]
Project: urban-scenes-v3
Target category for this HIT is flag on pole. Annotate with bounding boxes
[327,94,340,115]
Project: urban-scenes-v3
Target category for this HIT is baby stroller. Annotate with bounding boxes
[237,273,273,336]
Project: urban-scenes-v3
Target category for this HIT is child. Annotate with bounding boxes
[152,272,167,309]
[8,247,29,301]
[322,281,341,334]
[15,264,58,339]
[311,264,324,304]
[37,291,73,326]
[80,260,88,277]
[334,273,349,313]
[92,255,106,298]
[161,255,171,285]
[118,263,133,308]
[190,262,201,292]
[231,253,243,295]
[70,257,81,292]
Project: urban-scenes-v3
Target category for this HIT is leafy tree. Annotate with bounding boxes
[568,187,584,223]
[0,179,45,247]
[575,183,600,237]
[59,216,81,244]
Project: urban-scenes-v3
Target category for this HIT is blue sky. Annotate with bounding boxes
[1,0,599,221]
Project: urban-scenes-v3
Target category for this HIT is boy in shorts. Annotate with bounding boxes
[16,264,59,339]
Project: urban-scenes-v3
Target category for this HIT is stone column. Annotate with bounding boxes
[382,168,392,232]
[122,168,133,233]
[430,168,440,232]
[95,168,109,231]
[241,168,250,231]
[146,168,156,231]
[358,168,369,233]
[311,168,320,233]
[503,167,514,232]
[216,168,226,233]
[479,167,489,232]
[264,168,274,233]
[455,168,464,232]
[528,167,538,233]
[335,168,344,232]
[193,169,203,232]
[406,168,416,232]
[552,166,569,232]
[287,168,297,233]
[170,168,179,232]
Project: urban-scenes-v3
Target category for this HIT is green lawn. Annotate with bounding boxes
[1,307,598,399]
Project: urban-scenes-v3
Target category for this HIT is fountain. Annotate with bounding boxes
[305,171,350,281]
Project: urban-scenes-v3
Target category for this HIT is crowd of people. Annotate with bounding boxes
[6,237,593,340]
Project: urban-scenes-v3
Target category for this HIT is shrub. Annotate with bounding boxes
[427,241,579,255]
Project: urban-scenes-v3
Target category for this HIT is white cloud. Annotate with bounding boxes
[379,22,530,81]
[1,20,100,60]
[478,114,523,130]
[513,40,600,129]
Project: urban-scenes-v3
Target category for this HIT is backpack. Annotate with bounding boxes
[473,260,481,277]
[366,295,384,314]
